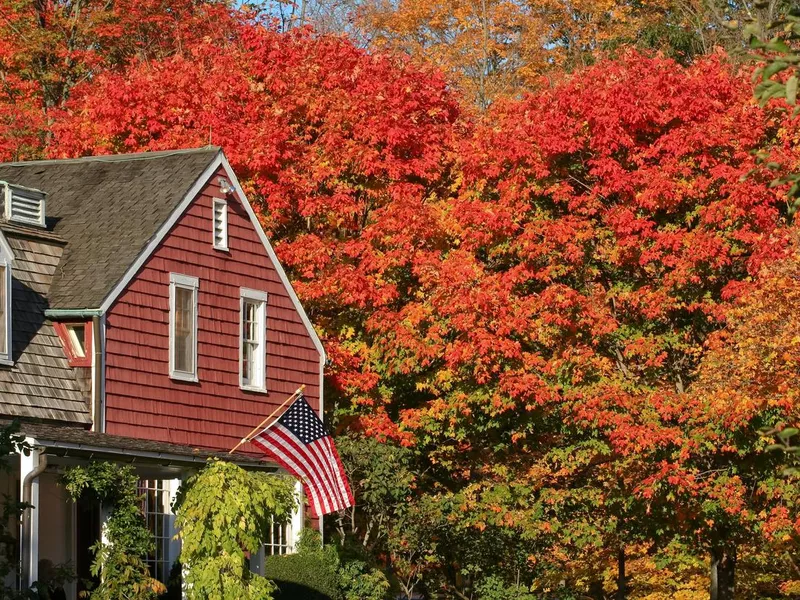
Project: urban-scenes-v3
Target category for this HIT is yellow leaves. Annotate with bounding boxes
[780,579,800,595]
[354,0,673,105]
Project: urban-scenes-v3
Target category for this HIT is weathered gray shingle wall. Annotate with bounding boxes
[0,233,91,423]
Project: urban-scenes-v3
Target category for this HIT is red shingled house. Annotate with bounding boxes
[0,148,325,596]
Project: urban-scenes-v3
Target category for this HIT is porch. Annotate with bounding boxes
[9,422,303,599]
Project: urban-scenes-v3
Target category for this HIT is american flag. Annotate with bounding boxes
[250,394,354,517]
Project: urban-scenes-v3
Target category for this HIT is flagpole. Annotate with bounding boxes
[228,384,305,455]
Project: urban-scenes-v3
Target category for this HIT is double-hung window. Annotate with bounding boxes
[169,273,198,381]
[240,288,267,391]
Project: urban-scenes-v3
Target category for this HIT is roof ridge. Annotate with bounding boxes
[0,146,221,167]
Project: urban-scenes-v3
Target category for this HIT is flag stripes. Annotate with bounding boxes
[250,394,354,517]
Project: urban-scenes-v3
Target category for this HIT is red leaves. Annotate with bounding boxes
[5,7,800,576]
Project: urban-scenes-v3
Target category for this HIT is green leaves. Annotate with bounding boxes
[786,75,798,105]
[63,463,164,600]
[174,459,296,600]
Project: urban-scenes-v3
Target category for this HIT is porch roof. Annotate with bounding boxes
[14,422,277,471]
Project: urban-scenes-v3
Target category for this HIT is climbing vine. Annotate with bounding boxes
[173,459,296,600]
[63,462,165,600]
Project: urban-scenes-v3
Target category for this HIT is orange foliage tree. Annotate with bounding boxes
[0,0,250,158]
[2,0,800,593]
[352,0,673,105]
[38,42,800,598]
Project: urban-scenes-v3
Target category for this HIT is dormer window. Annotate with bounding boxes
[53,321,92,367]
[66,324,87,358]
[0,232,13,366]
[213,198,228,251]
[1,182,45,228]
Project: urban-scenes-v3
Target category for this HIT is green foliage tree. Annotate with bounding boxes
[63,462,164,600]
[173,459,296,600]
[747,5,800,211]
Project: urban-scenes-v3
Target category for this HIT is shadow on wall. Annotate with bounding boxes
[11,277,46,362]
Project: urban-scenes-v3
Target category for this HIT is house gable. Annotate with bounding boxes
[103,161,324,453]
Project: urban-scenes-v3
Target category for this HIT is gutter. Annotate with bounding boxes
[44,309,103,319]
[37,439,279,472]
[21,453,47,587]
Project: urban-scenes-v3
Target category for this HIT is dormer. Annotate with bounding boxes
[1,181,46,228]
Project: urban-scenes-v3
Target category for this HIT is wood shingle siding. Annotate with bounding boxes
[104,168,321,453]
[0,232,91,423]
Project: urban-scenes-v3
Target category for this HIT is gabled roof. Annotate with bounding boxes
[0,148,220,309]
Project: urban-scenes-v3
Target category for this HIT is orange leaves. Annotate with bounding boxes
[355,0,673,105]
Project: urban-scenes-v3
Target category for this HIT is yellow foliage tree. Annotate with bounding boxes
[355,0,672,105]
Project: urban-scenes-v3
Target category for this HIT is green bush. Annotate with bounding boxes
[337,559,389,600]
[264,553,342,600]
[475,575,539,600]
[265,529,389,600]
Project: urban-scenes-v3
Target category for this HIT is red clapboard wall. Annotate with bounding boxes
[103,167,322,454]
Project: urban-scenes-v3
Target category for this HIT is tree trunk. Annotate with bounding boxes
[710,544,736,600]
[617,545,626,600]
[589,579,605,600]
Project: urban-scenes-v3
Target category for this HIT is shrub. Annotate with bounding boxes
[265,528,389,600]
[264,553,341,600]
[337,559,389,600]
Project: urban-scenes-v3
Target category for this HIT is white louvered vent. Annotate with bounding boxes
[2,182,46,228]
[213,198,228,250]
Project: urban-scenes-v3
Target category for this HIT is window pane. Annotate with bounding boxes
[139,480,172,585]
[67,324,86,358]
[0,266,6,355]
[174,286,194,373]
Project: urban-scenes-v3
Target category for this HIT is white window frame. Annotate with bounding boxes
[0,233,14,366]
[138,479,173,584]
[239,288,268,392]
[212,198,228,251]
[169,273,199,382]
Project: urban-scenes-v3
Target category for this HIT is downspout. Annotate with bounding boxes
[21,453,47,587]
[92,315,102,432]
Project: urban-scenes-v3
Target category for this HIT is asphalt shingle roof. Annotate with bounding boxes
[8,421,274,469]
[0,147,220,309]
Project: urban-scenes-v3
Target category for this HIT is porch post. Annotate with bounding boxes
[19,444,42,588]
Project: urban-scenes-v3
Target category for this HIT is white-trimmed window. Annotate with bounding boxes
[212,198,228,251]
[264,518,292,556]
[138,479,173,584]
[0,233,13,366]
[169,273,198,381]
[240,288,267,391]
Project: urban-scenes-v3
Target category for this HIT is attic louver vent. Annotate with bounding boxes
[213,198,228,250]
[1,182,46,228]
